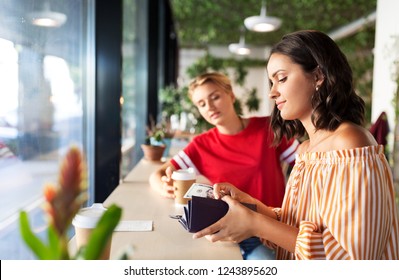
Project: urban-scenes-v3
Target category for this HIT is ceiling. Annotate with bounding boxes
[170,0,377,49]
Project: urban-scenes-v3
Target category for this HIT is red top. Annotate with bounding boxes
[170,116,298,207]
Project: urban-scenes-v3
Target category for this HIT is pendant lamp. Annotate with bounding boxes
[244,0,281,32]
[228,27,251,55]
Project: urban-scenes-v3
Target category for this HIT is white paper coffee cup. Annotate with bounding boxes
[171,168,196,205]
[72,203,112,259]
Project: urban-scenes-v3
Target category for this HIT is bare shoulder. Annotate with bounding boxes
[332,122,378,150]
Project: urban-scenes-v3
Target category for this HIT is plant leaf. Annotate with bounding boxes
[19,211,52,259]
[83,204,122,260]
[47,225,70,259]
[47,225,61,259]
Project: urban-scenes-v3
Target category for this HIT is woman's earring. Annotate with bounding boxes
[315,86,319,91]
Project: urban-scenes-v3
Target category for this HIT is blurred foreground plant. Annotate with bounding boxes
[19,146,122,259]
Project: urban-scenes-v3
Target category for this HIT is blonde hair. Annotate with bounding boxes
[188,72,233,99]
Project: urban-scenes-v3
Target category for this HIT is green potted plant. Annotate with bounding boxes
[19,146,122,260]
[141,117,167,161]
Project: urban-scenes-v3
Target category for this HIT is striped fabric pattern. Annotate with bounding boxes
[279,139,299,164]
[276,145,399,260]
[173,150,201,175]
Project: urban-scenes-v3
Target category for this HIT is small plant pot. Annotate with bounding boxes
[141,144,166,161]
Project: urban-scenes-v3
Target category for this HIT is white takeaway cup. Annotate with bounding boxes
[72,203,112,259]
[171,168,196,205]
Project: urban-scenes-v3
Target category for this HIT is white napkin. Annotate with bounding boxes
[115,220,153,231]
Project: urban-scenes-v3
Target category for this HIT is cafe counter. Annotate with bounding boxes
[103,159,242,260]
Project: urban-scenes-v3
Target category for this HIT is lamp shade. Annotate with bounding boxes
[244,16,281,32]
[28,1,67,27]
[244,1,281,32]
[228,43,251,55]
[228,33,251,55]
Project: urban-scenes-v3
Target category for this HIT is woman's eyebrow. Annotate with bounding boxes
[271,69,283,78]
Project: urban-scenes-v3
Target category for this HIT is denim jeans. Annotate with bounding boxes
[239,237,275,260]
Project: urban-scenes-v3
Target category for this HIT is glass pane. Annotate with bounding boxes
[121,0,148,178]
[0,0,91,259]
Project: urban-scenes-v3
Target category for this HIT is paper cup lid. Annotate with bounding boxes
[72,203,108,228]
[171,168,196,180]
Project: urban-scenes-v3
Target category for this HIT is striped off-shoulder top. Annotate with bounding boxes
[275,145,399,260]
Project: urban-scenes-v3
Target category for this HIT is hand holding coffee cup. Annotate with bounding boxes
[171,168,196,205]
[160,166,175,198]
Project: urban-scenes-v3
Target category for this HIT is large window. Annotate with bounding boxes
[121,0,148,177]
[0,0,93,259]
[120,0,177,178]
[0,0,177,260]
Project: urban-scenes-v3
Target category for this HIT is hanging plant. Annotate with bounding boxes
[245,87,260,112]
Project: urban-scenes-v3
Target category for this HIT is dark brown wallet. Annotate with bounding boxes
[177,196,257,233]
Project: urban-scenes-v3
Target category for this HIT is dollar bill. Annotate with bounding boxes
[183,183,214,199]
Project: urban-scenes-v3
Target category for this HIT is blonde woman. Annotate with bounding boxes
[149,72,299,259]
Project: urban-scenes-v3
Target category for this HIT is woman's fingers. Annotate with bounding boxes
[165,166,173,178]
[160,168,175,198]
[213,182,234,199]
[163,185,175,198]
[192,221,222,240]
[159,176,175,198]
[193,196,237,241]
[193,195,256,244]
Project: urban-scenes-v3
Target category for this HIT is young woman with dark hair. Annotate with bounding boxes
[193,30,399,260]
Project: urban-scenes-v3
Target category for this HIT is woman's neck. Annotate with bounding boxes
[301,118,332,153]
[305,129,334,152]
[217,116,246,135]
